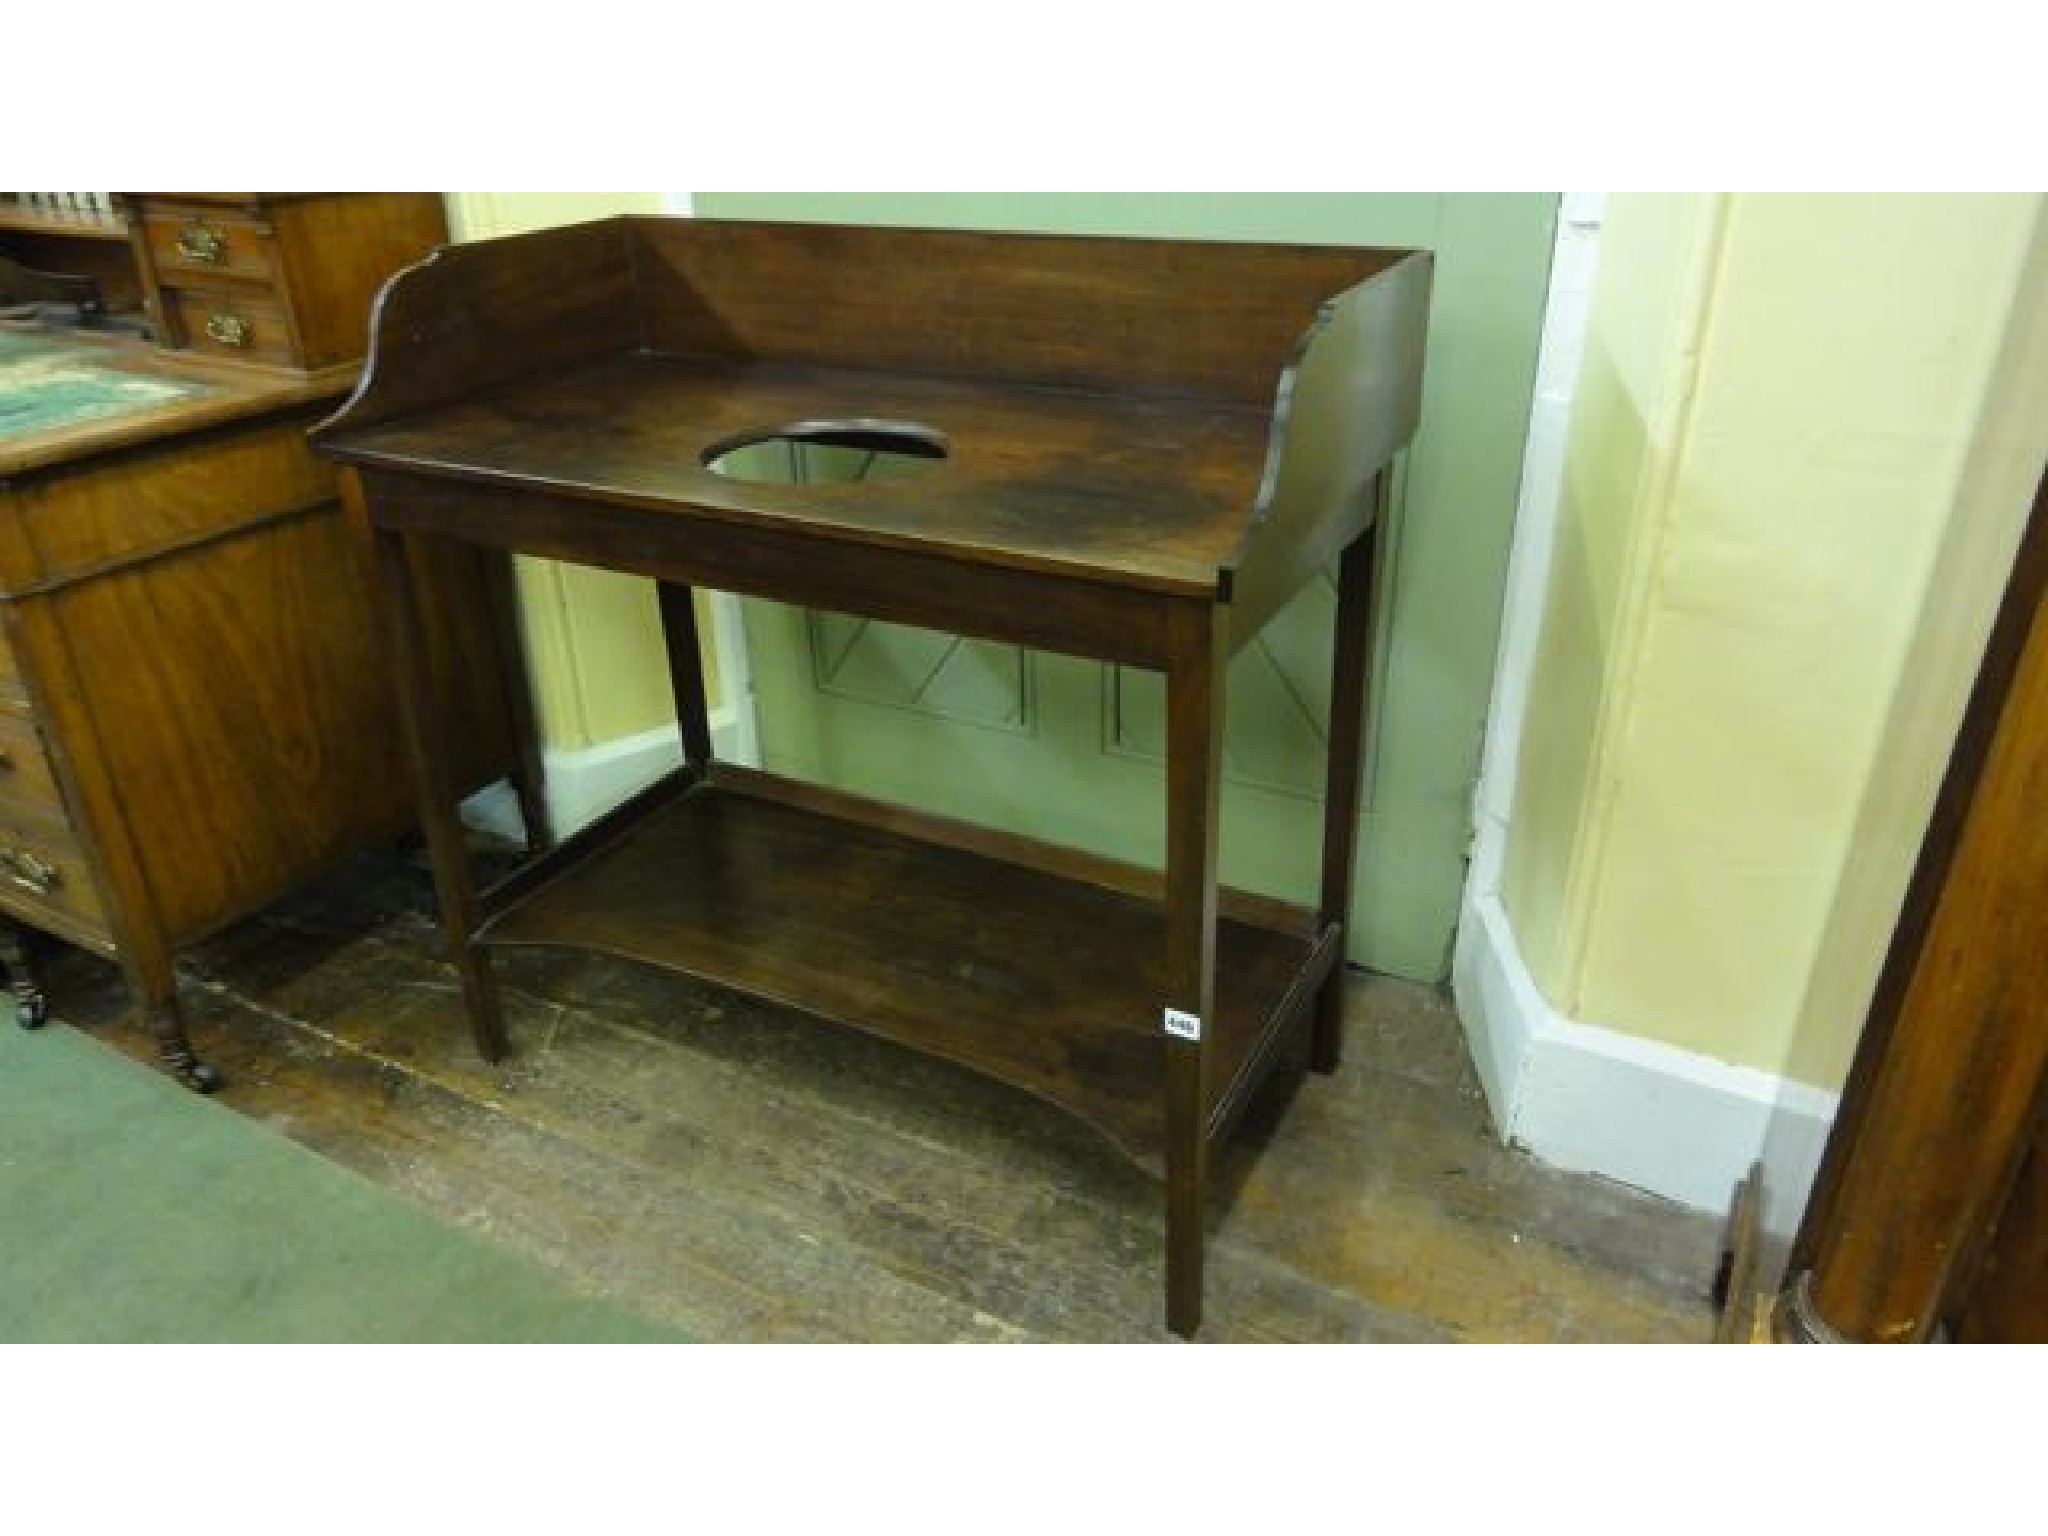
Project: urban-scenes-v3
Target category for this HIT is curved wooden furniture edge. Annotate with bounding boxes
[1222,250,1432,629]
[307,241,458,442]
[310,216,639,445]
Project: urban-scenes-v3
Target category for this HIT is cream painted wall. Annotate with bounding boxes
[1502,193,2048,1091]
[442,193,713,750]
[1501,195,1719,994]
[1791,204,2048,1088]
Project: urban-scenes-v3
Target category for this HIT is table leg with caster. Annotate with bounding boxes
[121,941,221,1093]
[0,921,47,1030]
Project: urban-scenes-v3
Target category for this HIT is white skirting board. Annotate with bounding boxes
[1451,886,1839,1240]
[460,708,750,845]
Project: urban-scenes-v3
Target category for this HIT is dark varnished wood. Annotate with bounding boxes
[657,582,714,770]
[377,525,509,1061]
[318,217,1432,1336]
[626,216,1407,405]
[1162,599,1228,1336]
[477,763,705,927]
[1780,460,2048,1342]
[467,746,1336,1170]
[476,537,552,850]
[474,767,1313,1177]
[330,353,1271,598]
[1226,261,1429,637]
[711,761,1319,937]
[314,220,1432,626]
[1313,509,1384,1071]
[1951,1129,2048,1341]
[312,219,642,436]
[357,467,1183,669]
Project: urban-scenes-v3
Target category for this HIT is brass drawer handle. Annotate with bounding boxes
[176,224,226,264]
[203,312,251,348]
[0,848,59,897]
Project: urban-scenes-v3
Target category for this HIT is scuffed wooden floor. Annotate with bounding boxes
[41,848,1721,1342]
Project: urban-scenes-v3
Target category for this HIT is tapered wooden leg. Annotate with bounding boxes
[1313,493,1386,1073]
[1163,601,1227,1339]
[479,548,553,852]
[657,581,715,770]
[379,528,508,1061]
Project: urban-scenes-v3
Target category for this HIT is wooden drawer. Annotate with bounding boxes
[0,708,67,823]
[0,804,105,933]
[143,205,282,287]
[164,287,297,368]
[9,411,337,588]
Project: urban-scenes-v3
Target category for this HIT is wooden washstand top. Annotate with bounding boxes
[313,216,1432,638]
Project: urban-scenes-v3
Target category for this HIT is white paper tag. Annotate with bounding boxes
[1163,1007,1202,1041]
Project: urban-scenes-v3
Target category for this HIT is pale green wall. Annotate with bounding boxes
[1504,193,2048,1089]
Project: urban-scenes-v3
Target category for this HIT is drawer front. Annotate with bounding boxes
[164,287,297,368]
[0,708,67,823]
[0,807,106,932]
[144,206,281,286]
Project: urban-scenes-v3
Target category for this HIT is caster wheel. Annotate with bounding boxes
[175,1060,226,1094]
[16,993,47,1030]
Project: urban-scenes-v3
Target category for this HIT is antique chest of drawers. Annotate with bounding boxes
[0,194,540,1088]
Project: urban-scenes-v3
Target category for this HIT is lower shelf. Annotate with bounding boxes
[474,765,1334,1174]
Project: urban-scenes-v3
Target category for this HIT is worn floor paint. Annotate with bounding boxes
[40,848,1719,1343]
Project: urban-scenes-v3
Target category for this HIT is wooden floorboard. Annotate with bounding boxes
[38,847,1721,1343]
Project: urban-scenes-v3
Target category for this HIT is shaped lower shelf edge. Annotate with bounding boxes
[473,765,1337,1176]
